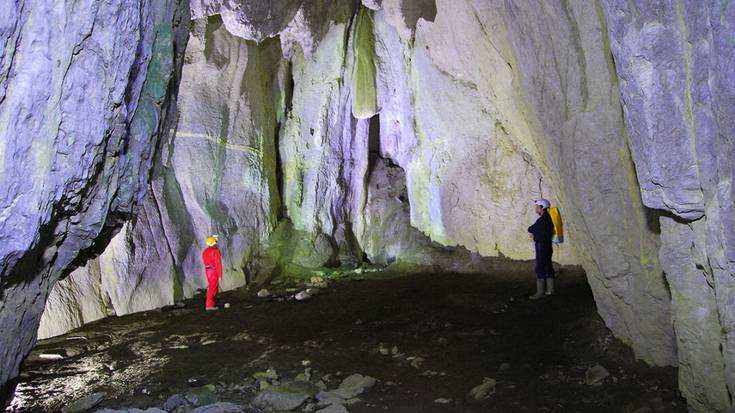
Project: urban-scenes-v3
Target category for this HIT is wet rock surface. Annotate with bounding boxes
[9,267,684,412]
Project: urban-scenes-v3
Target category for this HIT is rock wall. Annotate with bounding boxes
[39,14,285,339]
[602,1,735,411]
[24,1,735,411]
[370,0,673,366]
[0,0,190,404]
[497,0,675,366]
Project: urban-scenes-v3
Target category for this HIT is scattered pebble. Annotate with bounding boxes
[331,374,377,398]
[407,357,424,369]
[185,385,218,407]
[308,277,329,288]
[378,344,389,355]
[585,364,610,386]
[253,387,310,411]
[170,345,189,349]
[253,368,279,382]
[469,377,496,400]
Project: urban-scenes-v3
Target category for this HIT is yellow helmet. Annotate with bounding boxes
[205,235,218,246]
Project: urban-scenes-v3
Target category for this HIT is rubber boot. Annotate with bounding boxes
[529,279,545,300]
[546,278,555,296]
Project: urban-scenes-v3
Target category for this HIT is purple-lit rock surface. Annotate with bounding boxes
[603,1,735,411]
[10,1,735,412]
[0,0,190,403]
[39,15,284,334]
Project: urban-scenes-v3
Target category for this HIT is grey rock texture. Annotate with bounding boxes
[370,0,577,264]
[190,403,246,413]
[114,15,284,300]
[22,1,735,412]
[253,387,309,411]
[0,0,190,403]
[43,0,667,360]
[603,1,735,410]
[359,158,433,265]
[190,0,302,42]
[370,0,672,366]
[62,392,105,413]
[278,1,367,269]
[494,0,675,366]
[38,260,111,339]
[39,14,285,336]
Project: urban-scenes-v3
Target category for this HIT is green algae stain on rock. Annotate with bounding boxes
[146,24,175,101]
[129,23,174,143]
[352,7,378,119]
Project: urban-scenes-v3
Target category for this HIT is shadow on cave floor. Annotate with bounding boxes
[10,263,685,413]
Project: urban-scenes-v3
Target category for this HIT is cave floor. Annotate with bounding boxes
[11,264,685,413]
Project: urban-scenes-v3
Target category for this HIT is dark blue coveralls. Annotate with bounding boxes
[528,210,555,280]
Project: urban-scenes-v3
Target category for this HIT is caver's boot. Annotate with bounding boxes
[545,278,555,296]
[529,279,545,300]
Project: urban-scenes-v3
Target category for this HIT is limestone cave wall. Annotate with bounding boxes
[0,0,190,403]
[602,2,735,411]
[2,1,734,411]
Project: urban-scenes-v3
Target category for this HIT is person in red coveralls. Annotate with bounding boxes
[202,235,223,311]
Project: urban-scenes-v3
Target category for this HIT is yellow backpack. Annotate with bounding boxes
[548,207,563,243]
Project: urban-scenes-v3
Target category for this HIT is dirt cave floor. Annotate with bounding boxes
[9,263,686,413]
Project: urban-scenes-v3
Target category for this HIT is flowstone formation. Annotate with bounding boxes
[0,0,190,403]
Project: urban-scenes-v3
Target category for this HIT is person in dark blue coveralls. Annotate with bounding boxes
[528,198,555,300]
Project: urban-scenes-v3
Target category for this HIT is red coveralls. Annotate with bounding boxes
[202,245,223,309]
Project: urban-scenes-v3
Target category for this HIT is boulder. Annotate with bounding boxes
[185,386,218,407]
[190,403,245,413]
[253,387,310,411]
[62,392,106,413]
[468,378,496,400]
[585,364,610,386]
[332,374,376,399]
